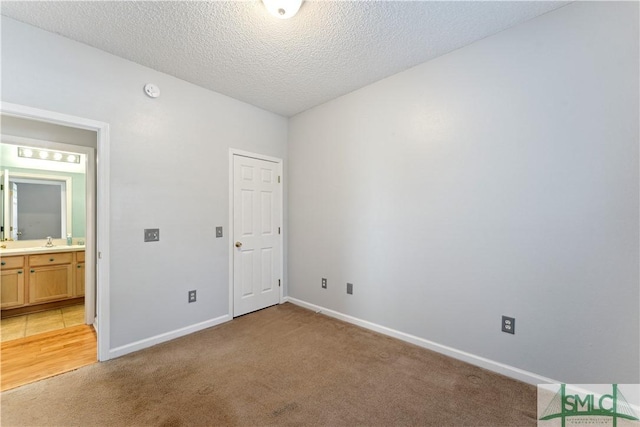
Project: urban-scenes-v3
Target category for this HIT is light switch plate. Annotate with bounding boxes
[216,226,223,238]
[347,283,353,295]
[144,228,159,242]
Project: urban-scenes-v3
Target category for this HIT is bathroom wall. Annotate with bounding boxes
[1,115,97,149]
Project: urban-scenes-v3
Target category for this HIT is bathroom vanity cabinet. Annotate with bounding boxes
[0,249,85,316]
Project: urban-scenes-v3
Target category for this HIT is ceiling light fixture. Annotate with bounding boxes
[262,0,303,19]
[17,147,81,164]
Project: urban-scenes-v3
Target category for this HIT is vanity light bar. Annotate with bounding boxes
[17,147,81,164]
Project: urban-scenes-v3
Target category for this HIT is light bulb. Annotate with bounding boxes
[53,153,63,161]
[39,151,49,159]
[22,149,33,158]
[67,155,77,163]
[262,0,302,19]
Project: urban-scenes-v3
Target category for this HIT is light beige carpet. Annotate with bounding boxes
[0,303,536,426]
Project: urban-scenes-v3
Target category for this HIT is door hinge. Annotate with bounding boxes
[278,279,281,287]
[278,176,281,183]
[278,227,281,235]
[0,184,3,191]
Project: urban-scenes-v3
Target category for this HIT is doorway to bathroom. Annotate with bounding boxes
[0,103,110,389]
[1,126,95,318]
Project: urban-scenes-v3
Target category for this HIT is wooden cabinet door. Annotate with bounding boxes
[28,264,73,304]
[1,269,25,308]
[75,263,85,297]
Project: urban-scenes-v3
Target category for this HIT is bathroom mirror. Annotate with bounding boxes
[0,142,85,242]
[1,171,72,240]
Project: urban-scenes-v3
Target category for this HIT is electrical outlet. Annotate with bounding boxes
[216,227,223,238]
[502,316,515,334]
[347,283,353,295]
[144,228,159,242]
[321,278,327,289]
[188,290,197,303]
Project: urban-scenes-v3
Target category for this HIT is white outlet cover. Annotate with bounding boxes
[144,83,160,98]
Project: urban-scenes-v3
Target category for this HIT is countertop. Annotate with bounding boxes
[0,245,86,256]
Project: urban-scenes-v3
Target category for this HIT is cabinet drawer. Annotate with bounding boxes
[29,252,73,267]
[1,256,25,269]
[76,251,85,263]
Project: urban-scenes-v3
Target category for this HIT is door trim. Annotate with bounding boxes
[1,101,111,362]
[228,148,283,317]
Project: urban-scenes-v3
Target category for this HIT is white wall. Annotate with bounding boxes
[288,2,639,384]
[1,17,287,349]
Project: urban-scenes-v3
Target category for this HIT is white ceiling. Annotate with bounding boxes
[1,1,570,117]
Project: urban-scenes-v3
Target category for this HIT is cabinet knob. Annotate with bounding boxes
[1,261,5,266]
[49,258,55,262]
[77,265,82,268]
[18,270,22,274]
[30,269,35,273]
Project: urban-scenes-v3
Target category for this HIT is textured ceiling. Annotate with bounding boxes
[1,1,569,117]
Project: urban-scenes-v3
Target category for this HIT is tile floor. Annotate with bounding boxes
[1,305,85,342]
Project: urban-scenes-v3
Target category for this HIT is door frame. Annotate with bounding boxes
[228,148,283,317]
[1,101,111,362]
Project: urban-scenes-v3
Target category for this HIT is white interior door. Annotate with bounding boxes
[233,154,282,317]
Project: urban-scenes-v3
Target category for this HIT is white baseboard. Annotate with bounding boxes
[108,314,231,359]
[284,296,559,386]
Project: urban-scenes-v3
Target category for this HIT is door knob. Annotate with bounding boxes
[235,242,242,248]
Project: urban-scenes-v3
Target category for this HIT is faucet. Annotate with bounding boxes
[45,236,54,247]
